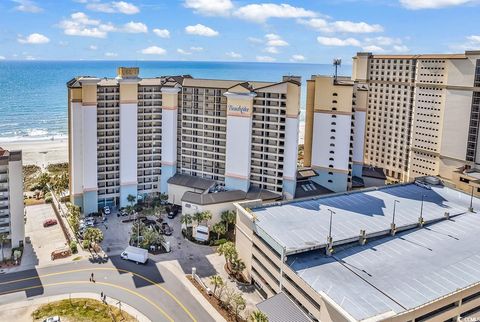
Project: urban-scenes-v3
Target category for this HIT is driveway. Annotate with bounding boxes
[98,209,133,255]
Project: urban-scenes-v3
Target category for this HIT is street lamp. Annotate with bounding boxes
[328,209,335,240]
[392,200,399,226]
[391,200,399,236]
[419,195,426,226]
[326,209,335,256]
[469,185,474,213]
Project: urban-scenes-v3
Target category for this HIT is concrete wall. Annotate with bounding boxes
[167,183,205,205]
[8,158,24,248]
[182,200,236,225]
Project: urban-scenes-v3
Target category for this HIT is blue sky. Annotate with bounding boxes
[0,0,479,63]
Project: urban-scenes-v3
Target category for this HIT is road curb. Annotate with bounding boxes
[0,292,151,322]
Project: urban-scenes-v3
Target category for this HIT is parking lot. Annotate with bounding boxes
[23,204,70,268]
[98,208,133,255]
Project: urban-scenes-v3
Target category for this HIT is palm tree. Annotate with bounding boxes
[250,310,269,322]
[209,275,224,296]
[202,211,212,224]
[83,227,104,249]
[212,222,226,240]
[180,214,193,227]
[231,292,246,321]
[0,233,7,262]
[192,212,204,226]
[217,241,237,270]
[221,210,236,232]
[127,194,136,207]
[230,255,246,278]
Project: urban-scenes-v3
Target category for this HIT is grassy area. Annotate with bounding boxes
[46,162,69,176]
[23,165,41,191]
[32,298,137,322]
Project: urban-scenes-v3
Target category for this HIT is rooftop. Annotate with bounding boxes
[288,212,480,321]
[182,187,281,205]
[256,292,312,322]
[252,183,480,255]
[362,165,387,180]
[167,174,215,191]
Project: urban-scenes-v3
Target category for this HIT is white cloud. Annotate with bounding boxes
[256,55,276,62]
[265,33,289,47]
[247,37,263,43]
[290,54,305,62]
[317,36,360,47]
[264,47,279,54]
[185,24,219,37]
[190,46,203,52]
[393,45,409,52]
[299,18,383,34]
[87,1,140,14]
[363,45,385,52]
[105,52,118,57]
[399,0,475,9]
[184,0,233,16]
[153,28,170,38]
[13,0,43,13]
[59,12,148,38]
[141,46,166,55]
[467,35,480,43]
[235,4,316,23]
[0,56,6,60]
[177,48,191,55]
[89,45,98,50]
[122,21,148,33]
[226,51,242,59]
[18,33,50,44]
[59,12,108,38]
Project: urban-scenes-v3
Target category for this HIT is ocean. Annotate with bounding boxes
[0,60,350,142]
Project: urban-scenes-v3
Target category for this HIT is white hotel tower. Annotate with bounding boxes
[68,68,301,214]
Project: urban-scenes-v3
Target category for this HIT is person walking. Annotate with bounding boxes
[90,272,95,282]
[101,291,104,299]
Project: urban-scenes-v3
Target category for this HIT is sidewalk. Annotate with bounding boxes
[0,292,150,322]
[159,260,226,322]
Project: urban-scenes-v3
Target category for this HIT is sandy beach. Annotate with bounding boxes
[1,139,68,167]
[0,124,304,167]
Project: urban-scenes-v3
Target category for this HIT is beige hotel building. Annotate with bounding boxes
[67,68,301,214]
[305,50,480,194]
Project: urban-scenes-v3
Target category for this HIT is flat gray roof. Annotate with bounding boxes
[252,183,480,255]
[167,174,215,191]
[257,292,312,322]
[182,187,281,205]
[288,212,480,321]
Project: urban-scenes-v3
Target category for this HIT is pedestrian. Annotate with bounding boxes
[91,272,95,283]
[101,291,104,299]
[103,294,107,302]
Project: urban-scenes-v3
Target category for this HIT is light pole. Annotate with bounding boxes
[419,195,426,227]
[469,185,474,213]
[326,209,335,256]
[391,200,399,236]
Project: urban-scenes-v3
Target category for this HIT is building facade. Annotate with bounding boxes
[68,68,301,214]
[305,50,480,192]
[0,148,24,248]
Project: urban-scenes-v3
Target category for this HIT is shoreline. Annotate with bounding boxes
[1,138,68,167]
[0,125,305,167]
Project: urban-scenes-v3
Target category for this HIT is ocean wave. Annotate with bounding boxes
[0,133,68,143]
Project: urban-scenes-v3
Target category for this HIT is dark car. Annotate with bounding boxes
[87,212,102,218]
[43,218,58,227]
[142,219,156,226]
[160,222,173,236]
[167,207,179,219]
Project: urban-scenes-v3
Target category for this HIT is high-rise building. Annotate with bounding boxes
[67,68,301,213]
[305,50,480,192]
[0,148,24,248]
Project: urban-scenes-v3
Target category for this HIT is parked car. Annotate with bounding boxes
[80,217,95,227]
[141,218,156,226]
[103,206,111,215]
[167,207,179,219]
[86,212,102,218]
[43,218,58,227]
[160,222,173,236]
[43,316,60,322]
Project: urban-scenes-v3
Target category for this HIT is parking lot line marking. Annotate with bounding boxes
[0,280,174,322]
[0,267,197,322]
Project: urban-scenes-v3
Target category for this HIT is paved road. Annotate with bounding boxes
[0,256,216,322]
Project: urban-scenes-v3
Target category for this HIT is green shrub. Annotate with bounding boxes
[70,241,78,254]
[45,192,53,203]
[211,238,228,246]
